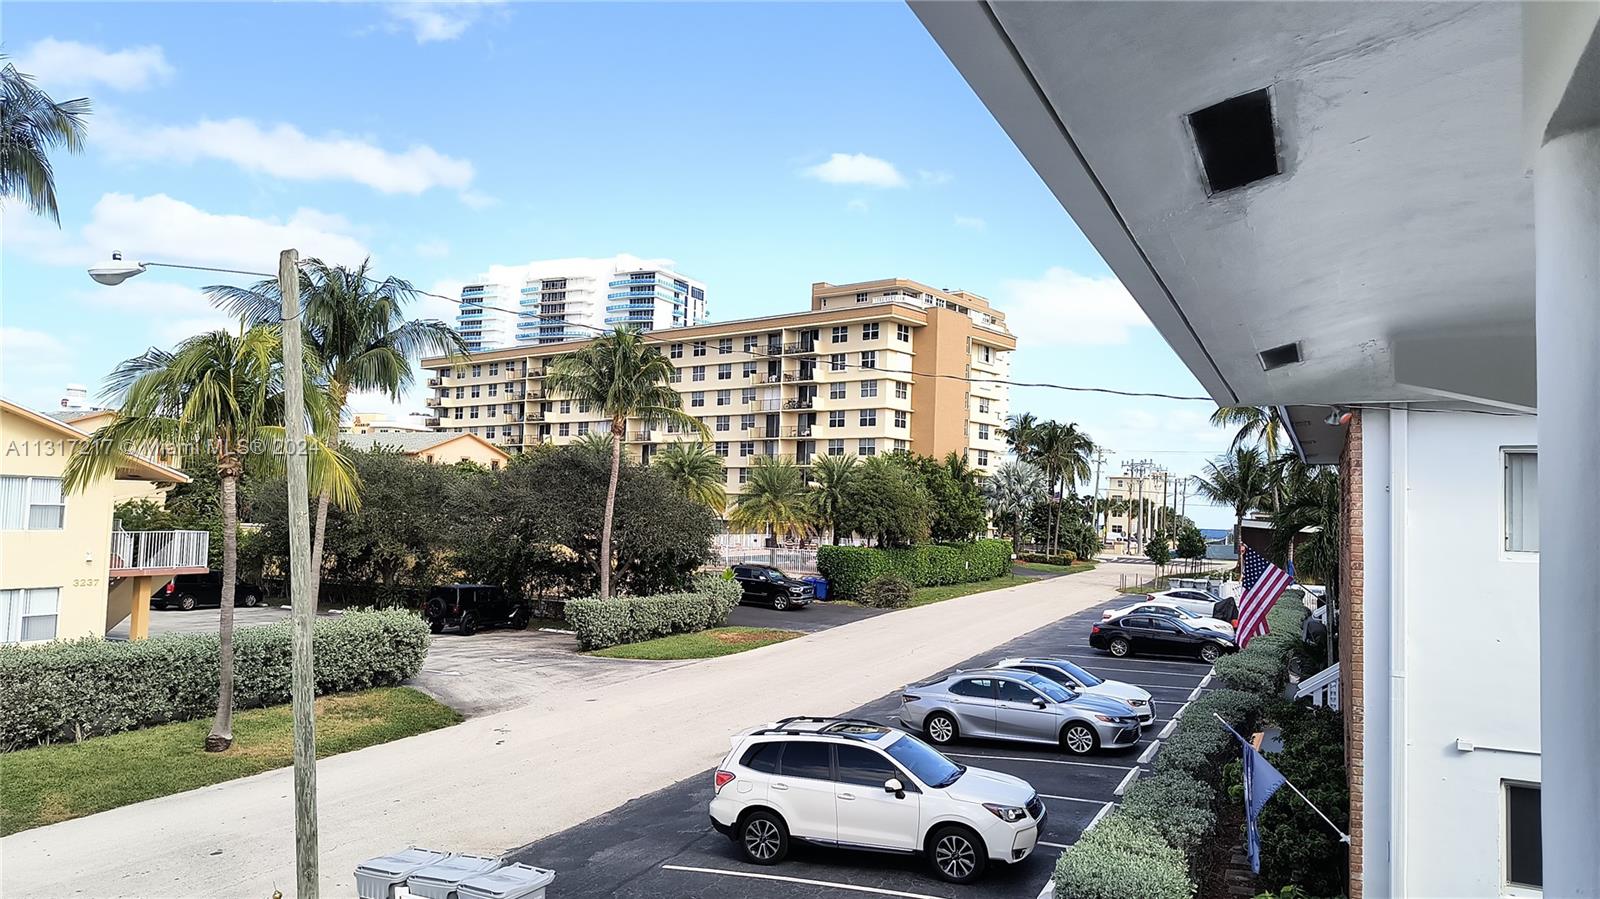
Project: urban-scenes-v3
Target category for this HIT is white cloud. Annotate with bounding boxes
[919,169,954,186]
[96,115,475,195]
[953,214,986,230]
[1,326,68,358]
[413,239,451,259]
[13,39,173,92]
[79,193,370,272]
[803,153,907,189]
[419,278,465,323]
[384,2,503,43]
[153,315,242,347]
[998,266,1153,346]
[76,280,211,315]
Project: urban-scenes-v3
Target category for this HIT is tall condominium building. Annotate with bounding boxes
[422,278,1016,503]
[455,254,708,352]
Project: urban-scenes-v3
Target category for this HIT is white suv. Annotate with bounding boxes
[709,717,1045,883]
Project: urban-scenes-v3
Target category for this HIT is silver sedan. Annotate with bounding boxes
[897,668,1143,755]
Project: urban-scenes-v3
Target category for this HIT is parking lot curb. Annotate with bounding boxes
[1035,879,1056,899]
[1113,766,1140,796]
[1158,719,1177,740]
[1137,739,1161,765]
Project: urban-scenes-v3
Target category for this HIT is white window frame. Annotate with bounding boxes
[1502,447,1539,558]
[1501,779,1543,897]
[0,587,60,643]
[1,475,66,531]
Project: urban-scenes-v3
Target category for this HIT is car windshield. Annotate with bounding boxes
[885,734,965,787]
[1021,673,1074,703]
[1047,660,1102,688]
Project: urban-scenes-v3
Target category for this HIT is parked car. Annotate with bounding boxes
[422,584,528,635]
[150,574,266,611]
[898,669,1142,755]
[731,564,814,611]
[1090,613,1237,663]
[711,716,1045,883]
[1144,588,1227,618]
[990,656,1156,726]
[1101,600,1235,637]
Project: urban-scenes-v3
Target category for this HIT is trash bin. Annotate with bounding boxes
[355,848,452,899]
[803,576,829,601]
[458,863,556,899]
[405,854,503,899]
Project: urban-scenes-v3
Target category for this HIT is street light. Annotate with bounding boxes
[87,248,322,899]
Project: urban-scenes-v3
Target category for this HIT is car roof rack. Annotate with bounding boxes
[749,716,891,738]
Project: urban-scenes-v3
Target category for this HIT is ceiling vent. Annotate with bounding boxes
[1188,88,1280,193]
[1258,341,1302,371]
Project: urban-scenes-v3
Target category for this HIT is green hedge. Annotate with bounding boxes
[1118,771,1217,858]
[816,539,1010,599]
[1054,814,1193,899]
[0,609,431,750]
[1017,551,1077,565]
[567,575,740,650]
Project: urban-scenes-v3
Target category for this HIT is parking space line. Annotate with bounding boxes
[1040,793,1112,804]
[947,752,1138,772]
[1037,840,1073,849]
[1058,654,1211,670]
[1079,665,1209,680]
[660,865,945,899]
[1114,767,1140,796]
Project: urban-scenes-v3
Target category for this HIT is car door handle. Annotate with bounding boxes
[839,792,856,801]
[771,783,788,791]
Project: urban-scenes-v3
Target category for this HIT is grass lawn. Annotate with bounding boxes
[0,687,460,836]
[590,626,804,660]
[909,561,1100,607]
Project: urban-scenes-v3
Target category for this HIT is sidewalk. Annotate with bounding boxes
[0,561,1144,898]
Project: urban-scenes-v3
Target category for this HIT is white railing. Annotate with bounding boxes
[717,547,819,573]
[110,529,210,573]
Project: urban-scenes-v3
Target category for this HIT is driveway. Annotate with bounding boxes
[726,600,885,633]
[106,604,302,639]
[0,562,1158,898]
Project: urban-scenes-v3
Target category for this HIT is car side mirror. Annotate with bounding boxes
[1031,697,1047,709]
[884,777,905,798]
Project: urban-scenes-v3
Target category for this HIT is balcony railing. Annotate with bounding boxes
[782,426,813,438]
[425,417,441,427]
[783,398,813,410]
[110,530,210,576]
[426,377,441,387]
[425,396,443,407]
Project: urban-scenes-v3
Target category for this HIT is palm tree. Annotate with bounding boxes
[1192,444,1273,559]
[999,412,1039,456]
[730,455,813,558]
[984,459,1047,555]
[806,453,858,544]
[546,327,703,599]
[64,328,355,751]
[1,58,90,224]
[208,258,466,604]
[1030,421,1096,555]
[1269,455,1340,580]
[1211,406,1281,458]
[653,441,726,513]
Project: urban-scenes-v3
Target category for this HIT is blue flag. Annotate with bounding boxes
[1219,717,1288,873]
[1285,557,1296,583]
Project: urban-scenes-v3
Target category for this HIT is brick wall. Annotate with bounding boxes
[1338,411,1366,898]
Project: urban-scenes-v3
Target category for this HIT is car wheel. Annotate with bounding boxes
[771,595,789,611]
[924,712,959,746]
[457,611,477,636]
[179,595,197,612]
[508,606,530,630]
[1200,643,1222,663]
[1061,722,1098,755]
[1108,637,1130,657]
[928,825,987,884]
[738,810,789,865]
[240,592,260,608]
[428,617,445,635]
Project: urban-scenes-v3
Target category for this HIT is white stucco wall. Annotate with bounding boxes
[1361,408,1541,898]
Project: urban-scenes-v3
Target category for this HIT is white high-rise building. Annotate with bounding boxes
[455,254,708,352]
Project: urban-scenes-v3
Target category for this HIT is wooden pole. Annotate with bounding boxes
[279,248,320,897]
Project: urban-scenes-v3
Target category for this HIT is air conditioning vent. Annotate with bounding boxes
[1188,88,1280,193]
[1258,342,1302,371]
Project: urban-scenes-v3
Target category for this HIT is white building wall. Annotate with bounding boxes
[1360,408,1540,898]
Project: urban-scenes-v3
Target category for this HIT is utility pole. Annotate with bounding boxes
[279,249,320,898]
[1090,449,1108,543]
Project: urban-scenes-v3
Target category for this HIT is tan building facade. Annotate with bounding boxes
[1099,466,1172,551]
[420,278,1016,500]
[339,431,511,469]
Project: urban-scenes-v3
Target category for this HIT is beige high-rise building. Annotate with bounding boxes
[420,278,1016,503]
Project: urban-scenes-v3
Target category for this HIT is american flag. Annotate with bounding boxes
[1237,546,1293,649]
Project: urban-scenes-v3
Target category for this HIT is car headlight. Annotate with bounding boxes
[1094,714,1117,723]
[983,803,1028,823]
[1126,699,1148,707]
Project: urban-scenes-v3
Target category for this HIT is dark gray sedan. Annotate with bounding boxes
[896,668,1144,755]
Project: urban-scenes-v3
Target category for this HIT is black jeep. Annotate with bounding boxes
[422,584,529,635]
[731,564,814,611]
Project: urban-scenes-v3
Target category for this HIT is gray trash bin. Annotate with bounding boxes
[458,863,556,899]
[355,848,452,899]
[405,854,503,899]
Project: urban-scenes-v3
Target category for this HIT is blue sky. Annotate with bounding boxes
[2,1,1238,527]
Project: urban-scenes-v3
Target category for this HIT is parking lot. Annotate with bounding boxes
[503,592,1217,899]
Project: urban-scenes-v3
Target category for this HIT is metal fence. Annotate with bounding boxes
[110,529,210,573]
[716,547,819,573]
[1115,562,1233,593]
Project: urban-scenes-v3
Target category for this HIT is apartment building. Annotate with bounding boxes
[422,278,1015,502]
[456,254,708,352]
[1099,465,1172,551]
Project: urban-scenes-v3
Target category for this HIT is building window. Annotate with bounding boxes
[670,343,683,358]
[741,388,756,405]
[830,353,846,372]
[861,322,879,340]
[560,400,571,414]
[692,341,707,357]
[742,362,757,378]
[979,345,992,363]
[859,410,877,427]
[896,382,909,400]
[855,291,869,303]
[488,383,498,397]
[896,323,910,342]
[718,338,733,355]
[829,383,846,400]
[743,335,758,352]
[977,450,990,467]
[577,421,589,436]
[692,366,706,382]
[978,424,990,441]
[489,363,499,376]
[0,476,65,530]
[691,392,705,408]
[860,379,878,398]
[453,408,464,420]
[894,411,907,429]
[718,363,732,380]
[714,441,730,458]
[831,326,848,344]
[860,351,876,369]
[739,467,750,484]
[558,422,570,437]
[471,364,482,377]
[740,414,755,431]
[470,385,481,398]
[579,399,591,413]
[716,415,730,432]
[978,397,990,414]
[858,438,876,456]
[469,406,480,419]
[669,369,682,383]
[829,411,845,428]
[0,587,59,643]
[1504,449,1538,553]
[716,390,731,406]
[1505,782,1542,891]
[455,386,464,399]
[740,441,755,457]
[828,439,845,456]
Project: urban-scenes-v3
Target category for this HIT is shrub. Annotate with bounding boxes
[1118,771,1217,858]
[860,575,913,609]
[0,610,431,750]
[817,539,1011,599]
[566,575,740,650]
[1017,551,1077,565]
[1054,813,1193,899]
[1156,688,1262,779]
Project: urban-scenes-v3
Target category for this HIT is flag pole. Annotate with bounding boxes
[1212,713,1350,843]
